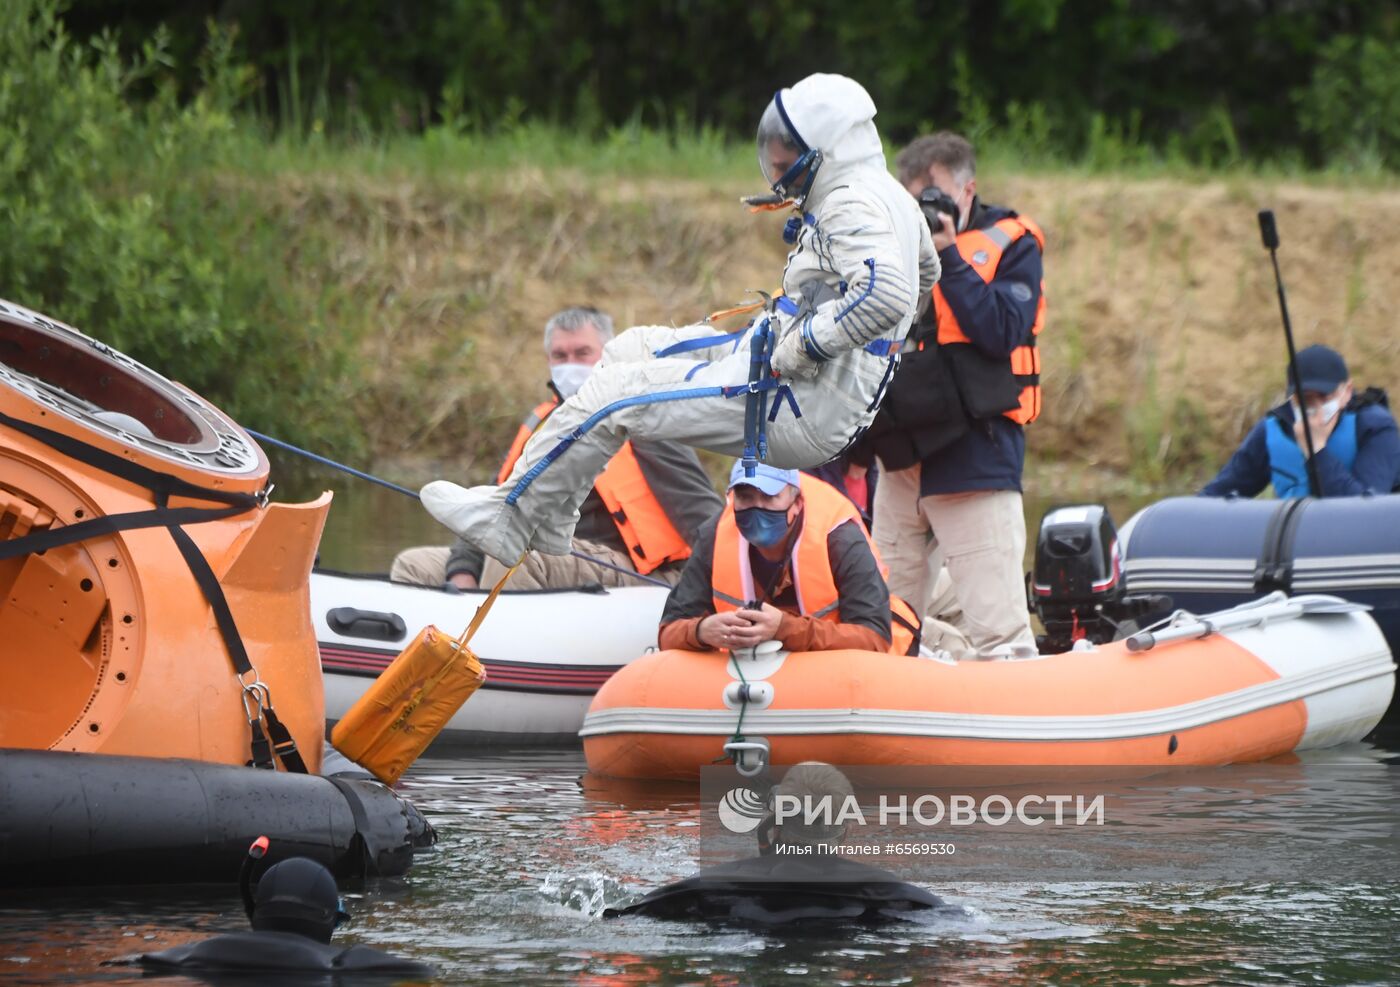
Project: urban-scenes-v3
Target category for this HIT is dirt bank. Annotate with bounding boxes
[268,168,1400,491]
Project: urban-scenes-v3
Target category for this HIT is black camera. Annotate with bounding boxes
[918,186,960,233]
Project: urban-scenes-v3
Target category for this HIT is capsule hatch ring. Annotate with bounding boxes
[0,299,262,476]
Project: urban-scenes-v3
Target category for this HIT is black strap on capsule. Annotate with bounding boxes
[0,408,304,773]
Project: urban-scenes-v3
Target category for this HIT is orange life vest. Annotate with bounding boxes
[496,398,559,485]
[711,474,919,656]
[932,214,1046,425]
[496,396,691,575]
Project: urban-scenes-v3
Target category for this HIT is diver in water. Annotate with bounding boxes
[606,762,955,926]
[134,838,435,979]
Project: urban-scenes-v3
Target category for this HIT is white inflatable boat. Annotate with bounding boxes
[312,569,669,744]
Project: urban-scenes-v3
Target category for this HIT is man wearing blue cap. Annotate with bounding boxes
[1201,344,1400,498]
[657,461,920,655]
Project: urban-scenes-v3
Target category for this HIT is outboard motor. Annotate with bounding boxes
[1030,505,1169,653]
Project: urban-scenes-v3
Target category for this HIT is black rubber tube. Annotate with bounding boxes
[0,749,432,888]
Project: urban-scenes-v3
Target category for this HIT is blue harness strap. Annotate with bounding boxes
[507,384,730,505]
[653,330,747,358]
[503,373,794,505]
[507,312,912,503]
[741,318,776,477]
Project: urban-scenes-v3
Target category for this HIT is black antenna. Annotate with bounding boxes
[1257,210,1320,497]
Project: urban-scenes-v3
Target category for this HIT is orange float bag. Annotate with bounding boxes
[331,564,515,784]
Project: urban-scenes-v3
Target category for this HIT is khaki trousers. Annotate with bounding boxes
[389,545,452,586]
[873,465,1035,656]
[389,540,680,591]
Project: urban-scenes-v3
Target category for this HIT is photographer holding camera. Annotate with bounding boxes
[860,132,1044,657]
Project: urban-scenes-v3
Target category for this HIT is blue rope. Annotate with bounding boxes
[507,384,731,505]
[247,430,418,499]
[246,429,672,589]
[563,550,670,588]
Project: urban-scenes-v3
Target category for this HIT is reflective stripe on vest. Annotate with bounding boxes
[932,214,1046,424]
[1264,411,1359,498]
[496,396,690,574]
[711,474,915,656]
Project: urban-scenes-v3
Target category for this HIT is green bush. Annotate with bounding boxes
[1298,34,1400,171]
[0,0,358,446]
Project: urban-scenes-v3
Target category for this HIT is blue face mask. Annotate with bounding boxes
[735,506,791,547]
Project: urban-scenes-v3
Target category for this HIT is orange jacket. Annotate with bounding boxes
[932,214,1046,424]
[497,397,691,575]
[710,475,919,656]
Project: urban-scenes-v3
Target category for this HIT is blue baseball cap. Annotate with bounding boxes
[1288,345,1349,396]
[728,460,801,496]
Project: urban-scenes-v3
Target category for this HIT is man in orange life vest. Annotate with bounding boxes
[391,307,721,590]
[860,132,1043,657]
[658,461,919,655]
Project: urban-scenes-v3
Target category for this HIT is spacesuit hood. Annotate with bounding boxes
[778,74,886,206]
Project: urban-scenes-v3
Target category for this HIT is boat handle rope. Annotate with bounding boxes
[0,409,305,773]
[247,429,674,589]
[714,653,751,765]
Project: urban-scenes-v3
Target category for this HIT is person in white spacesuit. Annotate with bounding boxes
[422,73,940,567]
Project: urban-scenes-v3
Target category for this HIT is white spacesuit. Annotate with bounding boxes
[423,73,940,565]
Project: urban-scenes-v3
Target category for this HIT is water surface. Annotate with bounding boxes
[4,455,1393,985]
[2,748,1398,985]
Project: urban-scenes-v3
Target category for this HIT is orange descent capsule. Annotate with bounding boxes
[0,298,328,770]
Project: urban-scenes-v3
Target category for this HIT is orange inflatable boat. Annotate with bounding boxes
[0,298,431,887]
[582,595,1397,780]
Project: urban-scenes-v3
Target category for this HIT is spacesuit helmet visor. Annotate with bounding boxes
[756,94,819,196]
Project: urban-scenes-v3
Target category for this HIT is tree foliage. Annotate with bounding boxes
[59,0,1400,168]
[0,0,358,444]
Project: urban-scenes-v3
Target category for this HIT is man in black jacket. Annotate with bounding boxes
[864,133,1043,657]
[1200,344,1400,498]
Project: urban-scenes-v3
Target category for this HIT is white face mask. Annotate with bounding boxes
[549,362,594,399]
[1293,394,1344,424]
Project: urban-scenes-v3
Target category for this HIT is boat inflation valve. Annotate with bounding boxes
[723,680,774,710]
[724,738,770,778]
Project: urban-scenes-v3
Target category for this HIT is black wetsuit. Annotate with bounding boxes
[137,930,435,980]
[605,853,951,926]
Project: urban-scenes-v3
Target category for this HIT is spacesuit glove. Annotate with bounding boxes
[770,324,821,380]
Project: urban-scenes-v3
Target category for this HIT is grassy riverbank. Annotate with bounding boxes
[239,140,1400,494]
